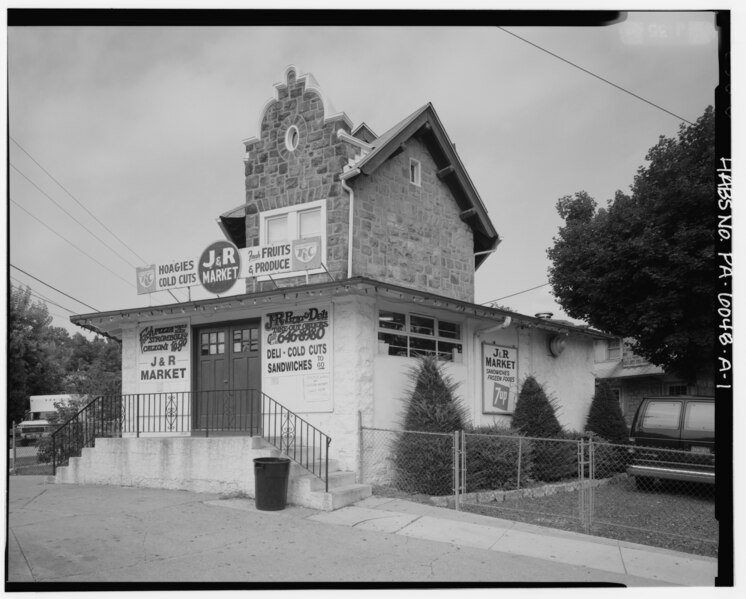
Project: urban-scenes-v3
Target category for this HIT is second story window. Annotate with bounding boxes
[607,338,621,360]
[410,158,421,186]
[258,199,327,278]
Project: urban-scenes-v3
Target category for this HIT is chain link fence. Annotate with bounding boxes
[360,425,717,557]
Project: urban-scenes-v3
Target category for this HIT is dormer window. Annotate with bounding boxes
[409,159,421,186]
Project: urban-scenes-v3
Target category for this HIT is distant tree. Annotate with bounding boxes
[8,286,66,423]
[547,106,716,381]
[63,334,122,396]
[7,285,122,425]
[585,381,628,444]
[511,376,562,438]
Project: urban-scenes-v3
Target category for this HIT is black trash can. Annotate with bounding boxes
[253,457,291,511]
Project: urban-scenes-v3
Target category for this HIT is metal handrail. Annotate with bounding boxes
[49,389,332,490]
[259,391,332,492]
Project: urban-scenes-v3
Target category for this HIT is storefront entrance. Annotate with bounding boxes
[194,320,261,435]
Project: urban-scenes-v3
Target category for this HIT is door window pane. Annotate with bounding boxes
[641,401,682,429]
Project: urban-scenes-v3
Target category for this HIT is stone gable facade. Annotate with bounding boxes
[241,67,478,302]
[242,67,357,289]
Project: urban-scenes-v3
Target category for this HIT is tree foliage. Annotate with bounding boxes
[393,356,467,495]
[7,285,122,424]
[585,382,628,444]
[547,106,716,380]
[511,376,562,438]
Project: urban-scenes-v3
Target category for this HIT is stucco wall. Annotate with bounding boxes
[351,138,476,303]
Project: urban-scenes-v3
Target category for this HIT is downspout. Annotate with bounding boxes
[339,167,361,279]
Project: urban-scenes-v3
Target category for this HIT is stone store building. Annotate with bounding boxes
[66,66,608,508]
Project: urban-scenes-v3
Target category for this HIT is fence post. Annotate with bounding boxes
[588,438,595,530]
[517,436,522,490]
[453,430,461,512]
[136,395,140,438]
[11,421,16,475]
[357,411,363,484]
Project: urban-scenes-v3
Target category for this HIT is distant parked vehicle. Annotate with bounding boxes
[16,395,79,446]
[626,395,715,489]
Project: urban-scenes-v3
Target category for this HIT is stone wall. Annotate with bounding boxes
[350,138,476,303]
[242,67,356,290]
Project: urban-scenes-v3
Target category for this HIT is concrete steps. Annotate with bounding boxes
[54,435,370,511]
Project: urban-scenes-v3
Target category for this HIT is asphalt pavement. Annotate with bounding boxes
[5,475,717,587]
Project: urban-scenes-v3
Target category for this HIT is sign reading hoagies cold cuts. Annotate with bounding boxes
[482,343,518,414]
[136,237,323,296]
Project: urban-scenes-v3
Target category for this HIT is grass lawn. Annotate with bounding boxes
[373,477,718,558]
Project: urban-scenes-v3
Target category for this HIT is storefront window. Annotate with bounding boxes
[378,310,462,361]
[233,328,259,353]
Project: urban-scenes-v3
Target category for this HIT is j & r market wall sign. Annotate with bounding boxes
[136,237,322,296]
[482,343,518,415]
[138,322,190,388]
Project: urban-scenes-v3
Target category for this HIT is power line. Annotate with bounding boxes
[483,282,551,305]
[10,136,150,264]
[497,27,696,126]
[10,138,186,304]
[11,199,135,288]
[10,163,138,269]
[10,277,77,314]
[10,264,99,312]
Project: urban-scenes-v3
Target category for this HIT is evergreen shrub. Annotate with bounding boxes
[465,425,533,491]
[393,356,467,495]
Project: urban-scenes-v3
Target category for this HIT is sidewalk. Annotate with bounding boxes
[6,476,717,586]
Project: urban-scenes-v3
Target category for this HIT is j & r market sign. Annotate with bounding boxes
[482,343,518,415]
[136,237,322,296]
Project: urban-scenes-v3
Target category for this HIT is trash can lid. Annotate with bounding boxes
[253,457,291,464]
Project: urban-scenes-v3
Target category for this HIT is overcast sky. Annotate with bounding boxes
[6,11,722,336]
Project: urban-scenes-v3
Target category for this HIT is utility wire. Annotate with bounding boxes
[10,137,185,304]
[10,277,77,314]
[11,199,135,288]
[496,27,696,126]
[11,163,138,269]
[482,282,551,305]
[10,137,150,264]
[10,264,98,312]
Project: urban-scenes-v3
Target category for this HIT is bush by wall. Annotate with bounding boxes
[393,356,467,495]
[585,381,629,444]
[465,425,533,491]
[511,376,563,438]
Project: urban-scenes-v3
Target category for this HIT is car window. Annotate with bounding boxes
[684,402,714,432]
[641,401,682,429]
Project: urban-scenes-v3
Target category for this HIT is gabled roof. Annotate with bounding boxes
[345,104,500,268]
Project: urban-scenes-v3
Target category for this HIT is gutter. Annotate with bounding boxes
[339,167,361,279]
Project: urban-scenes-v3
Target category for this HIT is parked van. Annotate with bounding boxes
[627,395,714,488]
[16,395,78,446]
